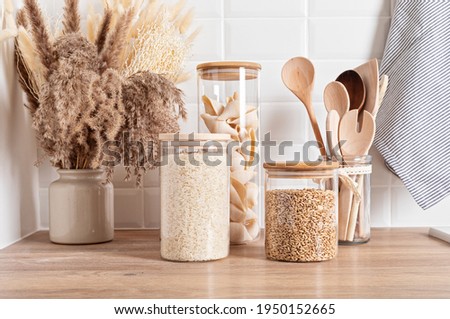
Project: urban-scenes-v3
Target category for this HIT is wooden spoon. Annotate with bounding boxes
[336,70,366,112]
[324,81,350,117]
[281,57,327,157]
[326,110,341,158]
[354,59,379,115]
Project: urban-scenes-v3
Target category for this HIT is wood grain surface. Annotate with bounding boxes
[0,229,449,298]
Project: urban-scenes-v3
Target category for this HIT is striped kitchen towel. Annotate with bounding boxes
[375,0,450,210]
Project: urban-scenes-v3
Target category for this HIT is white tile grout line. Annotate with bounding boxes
[220,0,225,60]
[303,1,311,142]
[204,17,391,21]
[305,0,309,58]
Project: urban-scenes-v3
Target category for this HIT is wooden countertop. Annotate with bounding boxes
[0,229,449,298]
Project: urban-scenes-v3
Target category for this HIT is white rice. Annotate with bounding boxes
[160,150,230,261]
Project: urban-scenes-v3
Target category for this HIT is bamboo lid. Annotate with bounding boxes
[159,133,231,141]
[197,61,261,81]
[263,161,339,171]
[197,61,261,71]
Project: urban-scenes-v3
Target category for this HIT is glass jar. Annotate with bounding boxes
[338,156,372,245]
[264,161,339,262]
[197,61,261,244]
[159,133,231,261]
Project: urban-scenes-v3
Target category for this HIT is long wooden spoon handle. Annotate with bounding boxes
[339,183,353,240]
[306,107,327,157]
[346,174,364,241]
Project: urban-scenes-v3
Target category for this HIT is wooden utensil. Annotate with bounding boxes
[339,110,375,156]
[354,59,379,115]
[356,74,388,237]
[338,180,353,241]
[373,74,389,117]
[326,110,341,158]
[339,110,376,241]
[282,57,327,157]
[336,70,366,112]
[323,81,350,117]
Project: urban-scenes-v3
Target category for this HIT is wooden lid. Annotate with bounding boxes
[197,61,261,81]
[197,61,261,71]
[159,133,231,141]
[263,161,339,171]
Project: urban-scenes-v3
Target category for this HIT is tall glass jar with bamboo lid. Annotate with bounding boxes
[197,61,261,244]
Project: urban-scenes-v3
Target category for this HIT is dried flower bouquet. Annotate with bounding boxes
[15,0,195,184]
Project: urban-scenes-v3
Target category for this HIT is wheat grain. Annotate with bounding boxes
[265,189,337,262]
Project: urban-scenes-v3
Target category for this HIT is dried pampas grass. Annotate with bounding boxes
[122,71,187,183]
[95,8,112,53]
[90,0,198,83]
[15,0,188,184]
[23,0,54,75]
[62,0,81,34]
[122,8,189,82]
[15,9,42,113]
[100,8,135,72]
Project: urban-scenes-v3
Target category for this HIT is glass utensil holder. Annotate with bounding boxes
[338,156,372,245]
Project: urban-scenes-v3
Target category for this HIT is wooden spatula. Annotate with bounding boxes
[355,74,389,238]
[339,110,376,241]
[354,59,379,116]
[373,74,389,117]
[340,110,375,156]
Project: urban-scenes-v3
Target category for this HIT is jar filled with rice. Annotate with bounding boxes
[159,133,231,261]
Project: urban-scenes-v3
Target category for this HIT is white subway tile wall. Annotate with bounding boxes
[37,0,450,230]
[191,20,222,60]
[309,0,391,17]
[308,18,391,60]
[225,19,307,60]
[224,0,307,18]
[371,187,391,227]
[114,189,145,228]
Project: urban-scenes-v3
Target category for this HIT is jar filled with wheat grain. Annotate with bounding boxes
[264,161,339,262]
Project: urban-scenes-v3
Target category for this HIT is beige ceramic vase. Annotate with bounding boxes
[49,169,114,244]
